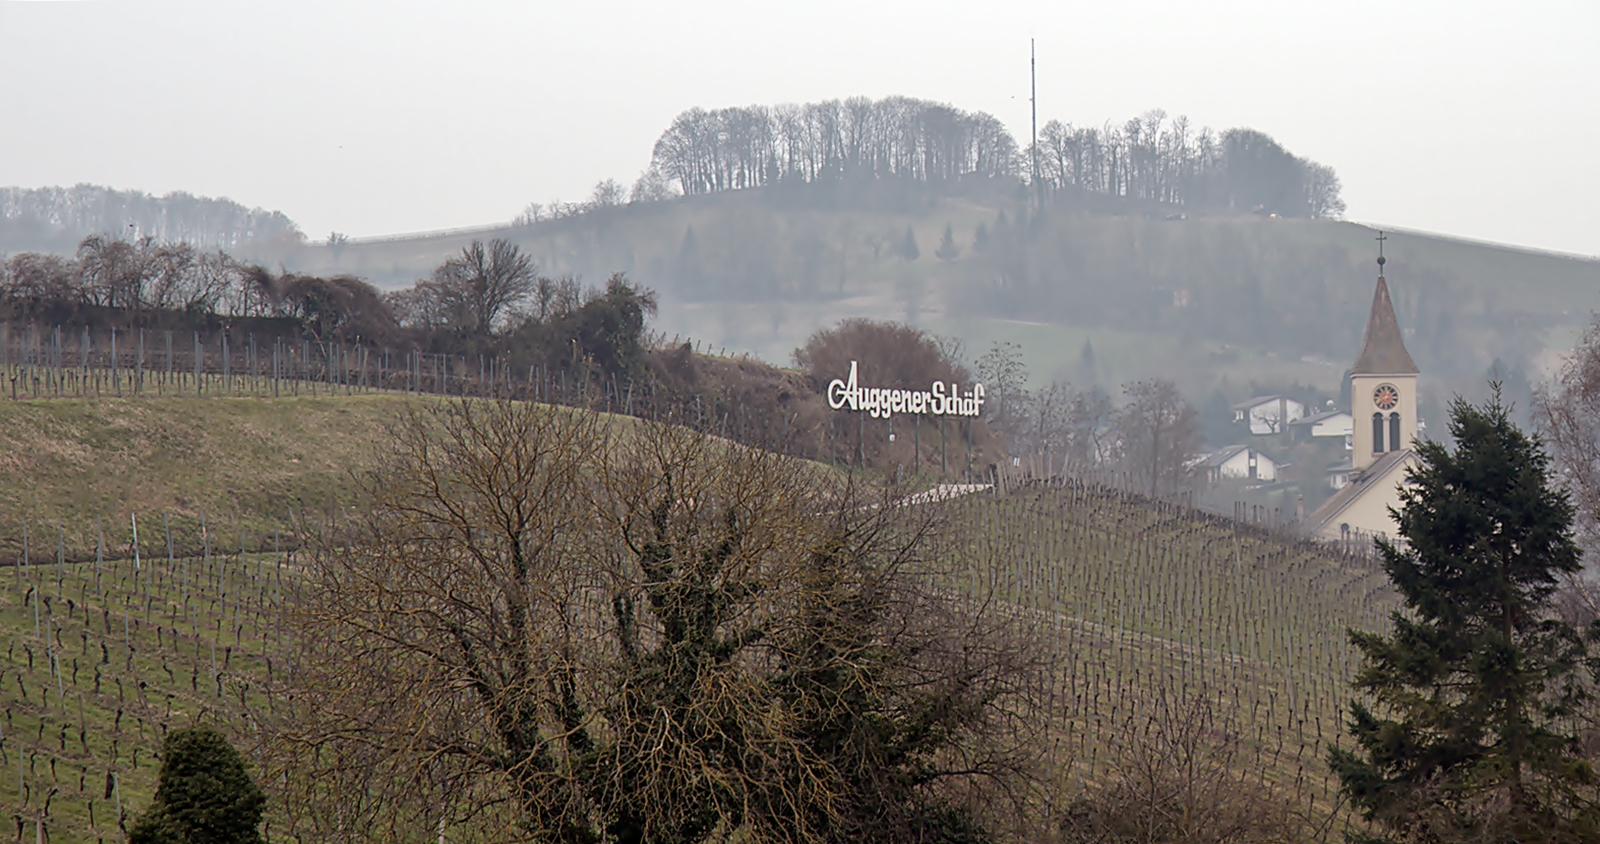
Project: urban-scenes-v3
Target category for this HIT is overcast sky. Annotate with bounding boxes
[3,0,1596,255]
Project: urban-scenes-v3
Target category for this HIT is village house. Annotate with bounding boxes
[1232,395,1305,435]
[1199,444,1279,483]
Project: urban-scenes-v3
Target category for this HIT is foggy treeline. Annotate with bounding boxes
[649,97,1343,219]
[0,184,302,253]
[1033,112,1344,219]
[651,97,1018,194]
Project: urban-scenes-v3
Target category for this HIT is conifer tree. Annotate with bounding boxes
[900,226,920,262]
[130,726,266,844]
[935,224,962,261]
[1330,391,1600,844]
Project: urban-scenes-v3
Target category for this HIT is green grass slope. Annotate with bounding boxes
[0,394,419,559]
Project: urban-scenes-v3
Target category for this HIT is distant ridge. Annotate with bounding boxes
[1358,222,1600,263]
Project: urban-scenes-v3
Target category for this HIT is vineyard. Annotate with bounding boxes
[1,518,293,842]
[0,472,1397,842]
[939,483,1394,835]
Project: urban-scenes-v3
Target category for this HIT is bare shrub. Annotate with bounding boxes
[1059,688,1305,844]
[793,318,971,390]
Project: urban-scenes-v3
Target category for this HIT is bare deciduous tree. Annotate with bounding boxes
[277,400,1040,843]
[976,341,1029,447]
[1539,315,1600,556]
[1114,379,1203,498]
[430,238,538,334]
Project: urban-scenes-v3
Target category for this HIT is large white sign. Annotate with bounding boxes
[826,360,985,419]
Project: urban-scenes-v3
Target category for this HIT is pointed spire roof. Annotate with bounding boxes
[1351,273,1418,375]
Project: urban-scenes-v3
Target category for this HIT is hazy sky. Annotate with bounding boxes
[3,0,1596,255]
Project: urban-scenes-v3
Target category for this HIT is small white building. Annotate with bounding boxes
[1200,445,1278,483]
[1232,395,1305,435]
[1290,410,1354,446]
[1326,460,1352,490]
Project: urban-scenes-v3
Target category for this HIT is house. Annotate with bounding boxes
[1306,252,1421,543]
[1231,395,1305,435]
[1289,410,1353,446]
[1325,460,1352,490]
[1200,445,1278,483]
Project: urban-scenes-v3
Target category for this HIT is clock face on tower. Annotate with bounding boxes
[1373,384,1400,411]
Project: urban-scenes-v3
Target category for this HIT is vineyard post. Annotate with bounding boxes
[111,328,119,397]
[131,514,140,583]
[913,416,919,476]
[194,331,201,397]
[165,329,173,395]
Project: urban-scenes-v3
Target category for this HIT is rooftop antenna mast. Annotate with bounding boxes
[1031,38,1040,208]
[1376,230,1387,276]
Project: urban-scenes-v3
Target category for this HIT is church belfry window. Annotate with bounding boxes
[1372,413,1385,454]
[1389,412,1401,452]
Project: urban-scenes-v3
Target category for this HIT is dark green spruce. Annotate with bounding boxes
[130,725,266,844]
[1330,391,1600,843]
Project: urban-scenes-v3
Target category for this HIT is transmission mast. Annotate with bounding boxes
[1031,38,1040,208]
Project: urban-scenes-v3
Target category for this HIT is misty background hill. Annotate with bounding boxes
[5,98,1597,431]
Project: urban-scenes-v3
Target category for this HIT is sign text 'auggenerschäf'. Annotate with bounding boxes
[826,361,986,419]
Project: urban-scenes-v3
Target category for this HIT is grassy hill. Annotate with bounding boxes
[0,394,412,560]
[276,186,1600,420]
[0,392,1400,840]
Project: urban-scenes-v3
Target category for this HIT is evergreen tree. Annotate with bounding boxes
[130,726,265,844]
[935,224,962,261]
[972,221,990,253]
[1330,391,1600,844]
[900,226,920,262]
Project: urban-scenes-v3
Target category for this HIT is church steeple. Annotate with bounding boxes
[1349,232,1419,471]
[1351,235,1418,376]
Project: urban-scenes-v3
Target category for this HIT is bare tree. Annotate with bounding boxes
[1539,315,1600,556]
[1065,387,1117,472]
[278,400,1040,843]
[77,234,157,308]
[431,238,538,334]
[1014,379,1073,469]
[1114,379,1203,498]
[1,252,82,306]
[977,341,1030,447]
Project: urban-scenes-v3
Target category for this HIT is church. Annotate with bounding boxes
[1306,244,1420,544]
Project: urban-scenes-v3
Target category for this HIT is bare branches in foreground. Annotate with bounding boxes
[273,399,1042,843]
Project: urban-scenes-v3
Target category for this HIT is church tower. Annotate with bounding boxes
[1349,235,1418,471]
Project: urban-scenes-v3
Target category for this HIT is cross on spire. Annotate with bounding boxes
[1376,230,1387,274]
